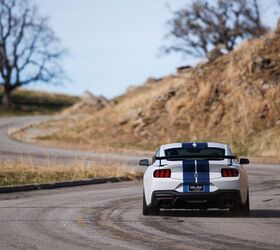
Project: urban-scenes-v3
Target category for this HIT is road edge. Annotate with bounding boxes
[0,176,140,193]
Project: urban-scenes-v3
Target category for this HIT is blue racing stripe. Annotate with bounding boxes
[182,142,210,192]
[182,160,195,192]
[197,160,210,192]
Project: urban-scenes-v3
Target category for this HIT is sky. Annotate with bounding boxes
[28,0,279,98]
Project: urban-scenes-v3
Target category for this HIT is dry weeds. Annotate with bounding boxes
[0,159,141,186]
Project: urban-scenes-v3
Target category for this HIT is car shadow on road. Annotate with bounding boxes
[159,209,280,218]
[160,209,230,218]
[249,209,280,218]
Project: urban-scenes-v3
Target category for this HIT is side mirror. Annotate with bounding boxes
[139,159,150,166]
[240,158,250,165]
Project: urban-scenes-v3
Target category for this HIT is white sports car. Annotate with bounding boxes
[139,142,250,216]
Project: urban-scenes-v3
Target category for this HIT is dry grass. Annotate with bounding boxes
[248,127,280,157]
[0,159,141,187]
[11,29,280,158]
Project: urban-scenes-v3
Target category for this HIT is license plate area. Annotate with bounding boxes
[189,184,204,192]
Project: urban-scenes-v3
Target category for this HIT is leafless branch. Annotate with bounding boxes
[164,0,268,60]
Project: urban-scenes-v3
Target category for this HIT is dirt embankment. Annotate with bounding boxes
[14,28,280,158]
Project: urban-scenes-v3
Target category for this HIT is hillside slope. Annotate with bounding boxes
[23,29,280,157]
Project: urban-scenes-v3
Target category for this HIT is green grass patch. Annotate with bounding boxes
[0,87,79,116]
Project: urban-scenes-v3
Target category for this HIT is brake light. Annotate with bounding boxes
[221,168,239,177]
[154,169,171,178]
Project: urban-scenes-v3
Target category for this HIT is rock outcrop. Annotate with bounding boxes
[62,91,112,115]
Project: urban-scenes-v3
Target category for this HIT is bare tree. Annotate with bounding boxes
[165,0,267,60]
[0,0,66,106]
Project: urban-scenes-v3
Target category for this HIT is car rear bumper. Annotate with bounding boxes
[150,190,241,209]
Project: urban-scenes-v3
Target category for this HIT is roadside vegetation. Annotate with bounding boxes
[0,87,79,116]
[0,159,140,187]
[13,27,280,159]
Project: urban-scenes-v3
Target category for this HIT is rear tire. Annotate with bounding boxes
[230,191,250,217]
[143,191,160,216]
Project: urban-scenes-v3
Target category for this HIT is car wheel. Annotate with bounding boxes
[230,191,250,217]
[143,191,149,216]
[143,191,160,216]
[241,191,250,216]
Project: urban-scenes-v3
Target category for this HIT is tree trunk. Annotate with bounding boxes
[2,86,12,107]
[276,18,280,34]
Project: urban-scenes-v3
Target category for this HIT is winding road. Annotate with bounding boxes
[0,116,144,166]
[0,116,279,249]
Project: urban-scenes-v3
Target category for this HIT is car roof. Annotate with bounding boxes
[161,142,228,150]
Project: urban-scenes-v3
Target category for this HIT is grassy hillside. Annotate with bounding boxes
[0,87,79,116]
[17,29,280,157]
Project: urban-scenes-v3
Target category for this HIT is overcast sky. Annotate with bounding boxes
[29,0,279,98]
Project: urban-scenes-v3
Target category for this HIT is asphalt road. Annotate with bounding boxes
[0,116,279,249]
[0,164,279,250]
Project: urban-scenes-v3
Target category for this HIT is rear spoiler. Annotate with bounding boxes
[155,155,236,160]
[155,155,236,166]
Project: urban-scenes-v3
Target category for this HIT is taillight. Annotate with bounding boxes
[221,168,239,177]
[153,169,171,178]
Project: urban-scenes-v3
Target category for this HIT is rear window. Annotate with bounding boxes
[164,147,225,160]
